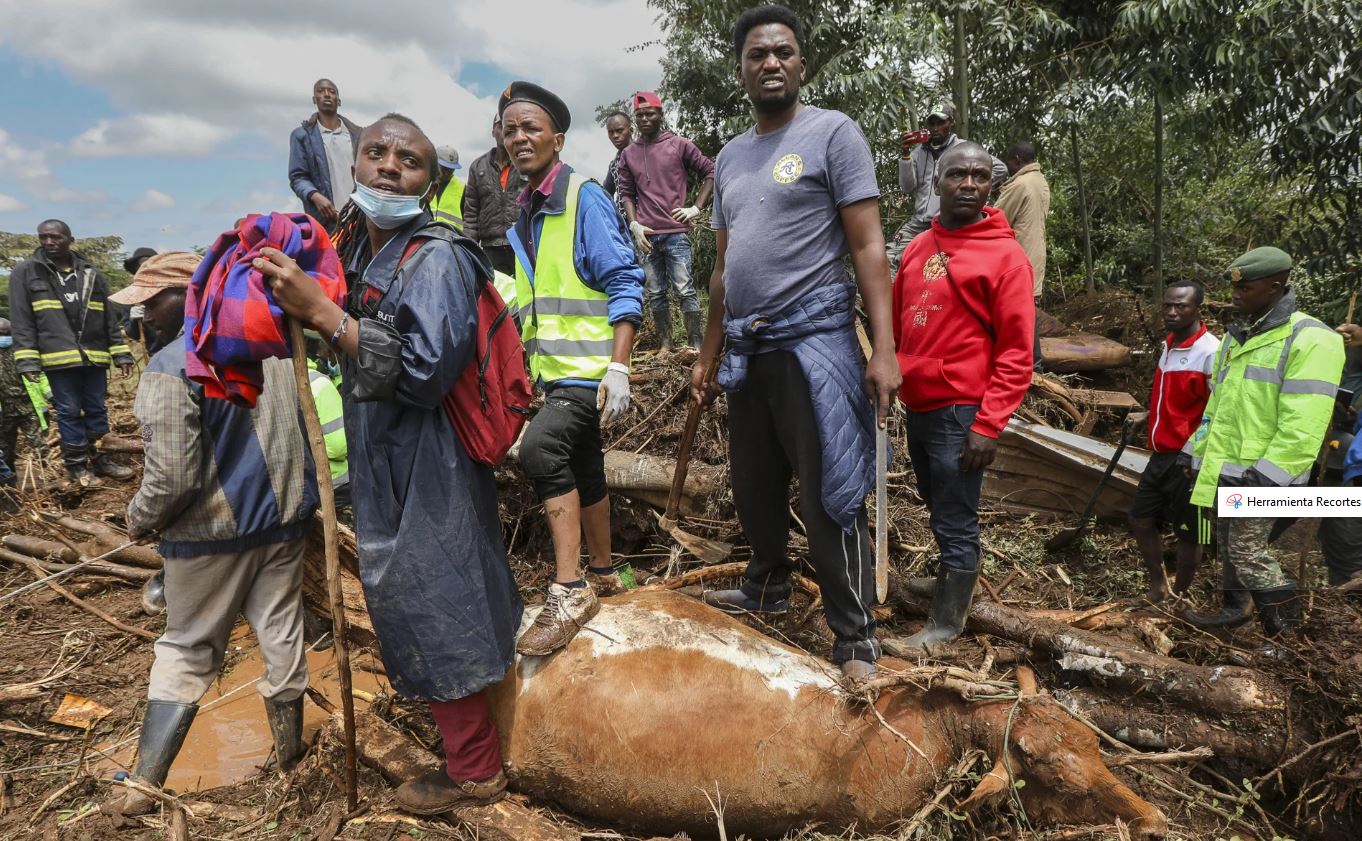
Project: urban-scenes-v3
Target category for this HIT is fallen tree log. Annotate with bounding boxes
[1040,333,1132,373]
[0,547,152,583]
[893,580,1288,715]
[39,515,163,569]
[2,535,77,563]
[349,710,579,841]
[506,445,723,516]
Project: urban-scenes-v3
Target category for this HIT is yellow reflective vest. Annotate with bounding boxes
[307,359,348,487]
[512,173,613,385]
[431,177,465,230]
[1187,295,1345,506]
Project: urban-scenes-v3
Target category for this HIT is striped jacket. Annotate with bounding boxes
[8,248,132,374]
[128,340,319,558]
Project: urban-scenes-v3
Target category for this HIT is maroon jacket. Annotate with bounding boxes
[615,129,715,235]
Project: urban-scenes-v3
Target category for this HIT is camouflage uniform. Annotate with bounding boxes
[1216,515,1287,591]
[0,347,44,469]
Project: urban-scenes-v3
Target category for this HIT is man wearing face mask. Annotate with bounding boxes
[260,113,522,814]
[887,104,1008,269]
[500,81,644,656]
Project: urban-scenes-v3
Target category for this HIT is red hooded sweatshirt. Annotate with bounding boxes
[892,207,1035,438]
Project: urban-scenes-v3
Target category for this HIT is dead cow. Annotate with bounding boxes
[488,589,1167,839]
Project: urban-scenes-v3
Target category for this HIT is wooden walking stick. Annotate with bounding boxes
[287,317,358,810]
[660,355,732,564]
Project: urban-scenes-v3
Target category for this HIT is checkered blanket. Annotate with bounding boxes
[185,213,345,407]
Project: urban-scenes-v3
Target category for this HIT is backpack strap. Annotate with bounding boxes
[354,221,490,317]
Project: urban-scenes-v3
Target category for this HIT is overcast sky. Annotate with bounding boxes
[0,0,664,254]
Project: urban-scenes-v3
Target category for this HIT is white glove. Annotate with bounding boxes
[597,362,631,425]
[129,304,146,320]
[671,205,701,224]
[628,220,654,254]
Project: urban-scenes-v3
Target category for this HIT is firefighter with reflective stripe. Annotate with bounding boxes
[1184,247,1345,641]
[431,145,466,230]
[304,330,349,509]
[7,219,134,486]
[501,81,644,656]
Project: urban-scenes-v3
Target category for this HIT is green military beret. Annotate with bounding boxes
[1225,246,1292,283]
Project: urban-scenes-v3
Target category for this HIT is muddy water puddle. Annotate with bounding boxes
[98,625,389,791]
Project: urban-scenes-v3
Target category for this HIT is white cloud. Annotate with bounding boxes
[0,194,25,213]
[0,128,106,205]
[70,114,234,158]
[129,188,175,212]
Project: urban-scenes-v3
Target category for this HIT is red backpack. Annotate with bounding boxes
[359,223,531,465]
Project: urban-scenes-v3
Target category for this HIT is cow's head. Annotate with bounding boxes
[960,668,1168,839]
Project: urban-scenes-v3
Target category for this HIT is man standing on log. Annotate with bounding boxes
[502,81,644,656]
[288,78,360,232]
[1184,247,1344,640]
[892,142,1035,655]
[264,113,522,813]
[1126,280,1218,603]
[616,90,715,350]
[105,252,319,818]
[8,219,135,487]
[693,4,901,680]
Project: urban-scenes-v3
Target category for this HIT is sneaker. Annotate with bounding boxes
[395,769,507,815]
[585,568,626,597]
[516,582,599,656]
[91,453,135,480]
[701,588,789,615]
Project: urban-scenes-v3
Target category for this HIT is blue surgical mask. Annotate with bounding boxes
[0,337,12,349]
[351,181,429,230]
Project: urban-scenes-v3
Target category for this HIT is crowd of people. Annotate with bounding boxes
[3,0,1360,827]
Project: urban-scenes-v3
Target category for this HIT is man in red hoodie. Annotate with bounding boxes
[892,142,1034,654]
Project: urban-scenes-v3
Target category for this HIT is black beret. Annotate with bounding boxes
[498,81,571,133]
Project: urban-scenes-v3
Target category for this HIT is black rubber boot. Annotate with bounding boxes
[91,447,135,480]
[131,701,198,786]
[683,311,704,349]
[264,695,306,771]
[1183,565,1253,629]
[61,443,101,488]
[653,308,674,353]
[1251,584,1301,638]
[899,566,978,656]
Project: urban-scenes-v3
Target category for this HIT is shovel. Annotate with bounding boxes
[660,355,733,564]
[1045,427,1131,552]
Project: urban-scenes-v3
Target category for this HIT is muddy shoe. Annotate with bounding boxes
[103,778,157,824]
[395,769,507,815]
[702,588,789,615]
[516,582,599,656]
[840,659,878,682]
[91,453,135,480]
[585,568,625,596]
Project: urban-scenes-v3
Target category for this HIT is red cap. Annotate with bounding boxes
[633,90,663,110]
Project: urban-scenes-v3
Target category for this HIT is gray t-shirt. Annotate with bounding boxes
[712,106,880,319]
[320,124,355,205]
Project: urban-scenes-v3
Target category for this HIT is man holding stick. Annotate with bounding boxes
[263,113,521,813]
[693,5,900,680]
[105,252,319,818]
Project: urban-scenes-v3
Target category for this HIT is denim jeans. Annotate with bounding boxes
[46,366,110,448]
[642,232,700,315]
[905,404,984,572]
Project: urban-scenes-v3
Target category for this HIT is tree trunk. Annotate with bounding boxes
[953,10,969,138]
[1152,94,1165,306]
[1069,123,1095,294]
[892,581,1288,715]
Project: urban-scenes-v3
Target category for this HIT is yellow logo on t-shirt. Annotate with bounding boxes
[772,154,803,184]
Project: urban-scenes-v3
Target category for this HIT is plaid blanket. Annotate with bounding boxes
[185,213,345,407]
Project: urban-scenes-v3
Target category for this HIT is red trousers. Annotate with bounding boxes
[428,691,502,782]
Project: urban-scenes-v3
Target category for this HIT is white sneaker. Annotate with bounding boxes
[516,582,600,656]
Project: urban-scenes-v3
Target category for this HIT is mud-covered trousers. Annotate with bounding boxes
[148,539,308,704]
[727,351,880,664]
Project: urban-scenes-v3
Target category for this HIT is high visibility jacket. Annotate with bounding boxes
[8,248,133,374]
[1187,292,1345,506]
[512,173,613,385]
[491,270,519,322]
[307,359,348,488]
[431,176,465,230]
[24,377,49,431]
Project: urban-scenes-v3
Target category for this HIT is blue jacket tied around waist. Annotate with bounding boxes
[718,282,878,531]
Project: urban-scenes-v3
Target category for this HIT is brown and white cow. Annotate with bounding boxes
[488,589,1167,839]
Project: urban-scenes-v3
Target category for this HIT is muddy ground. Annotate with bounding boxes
[2,304,1361,840]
